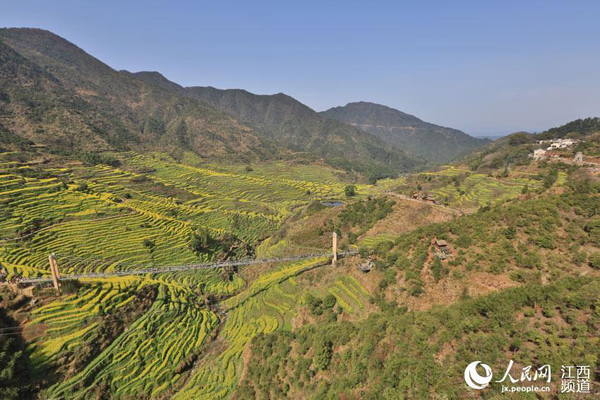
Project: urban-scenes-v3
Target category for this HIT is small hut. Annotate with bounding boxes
[433,239,452,260]
[359,257,374,273]
[426,195,437,204]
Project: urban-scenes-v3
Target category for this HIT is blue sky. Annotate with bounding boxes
[2,0,600,136]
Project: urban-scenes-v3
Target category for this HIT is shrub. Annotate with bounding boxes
[344,185,357,197]
[131,175,150,183]
[589,252,600,270]
[456,235,472,248]
[313,335,333,371]
[431,258,443,282]
[142,239,155,249]
[323,295,336,310]
[305,294,324,316]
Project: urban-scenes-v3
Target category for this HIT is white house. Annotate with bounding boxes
[532,149,547,160]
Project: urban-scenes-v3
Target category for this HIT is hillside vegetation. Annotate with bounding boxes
[0,29,599,399]
[133,74,423,180]
[0,29,269,161]
[237,277,600,399]
[236,162,600,398]
[461,117,600,171]
[320,101,489,162]
[0,28,421,178]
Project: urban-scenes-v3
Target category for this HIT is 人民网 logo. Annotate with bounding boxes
[464,361,493,390]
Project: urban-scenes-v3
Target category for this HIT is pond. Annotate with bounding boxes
[321,201,344,207]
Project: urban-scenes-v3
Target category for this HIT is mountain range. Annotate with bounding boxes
[129,72,421,178]
[320,101,490,161]
[0,28,488,177]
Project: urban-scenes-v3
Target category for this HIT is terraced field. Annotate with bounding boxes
[0,152,346,279]
[326,276,369,314]
[174,256,370,399]
[432,174,528,207]
[359,233,397,251]
[0,151,360,397]
[2,152,540,398]
[372,166,544,210]
[421,168,539,208]
[46,278,219,398]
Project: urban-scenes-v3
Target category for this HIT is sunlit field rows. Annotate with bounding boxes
[47,278,219,398]
[327,276,370,314]
[431,174,537,208]
[28,277,142,363]
[0,152,344,278]
[175,257,329,399]
[423,167,543,208]
[26,269,245,398]
[373,166,543,209]
[359,233,397,250]
[0,151,351,398]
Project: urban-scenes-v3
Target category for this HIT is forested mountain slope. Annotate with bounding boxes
[237,170,600,398]
[133,73,423,179]
[320,101,489,162]
[0,28,276,161]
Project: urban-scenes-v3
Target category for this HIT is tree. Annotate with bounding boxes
[431,258,443,282]
[0,308,33,399]
[344,185,357,197]
[313,335,333,370]
[589,252,600,270]
[323,294,336,310]
[142,239,155,250]
[305,293,323,316]
[189,229,215,255]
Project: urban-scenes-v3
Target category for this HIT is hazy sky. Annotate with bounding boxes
[2,0,600,136]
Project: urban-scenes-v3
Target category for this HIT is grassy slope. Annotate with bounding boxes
[237,277,600,399]
[236,172,600,398]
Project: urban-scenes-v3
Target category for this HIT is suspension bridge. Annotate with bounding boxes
[9,232,355,295]
[22,250,357,284]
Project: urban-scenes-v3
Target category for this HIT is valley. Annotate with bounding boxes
[0,22,599,400]
[2,131,598,398]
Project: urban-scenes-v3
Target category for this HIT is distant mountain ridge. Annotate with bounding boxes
[131,72,423,178]
[320,101,489,161]
[0,28,422,178]
[0,28,268,160]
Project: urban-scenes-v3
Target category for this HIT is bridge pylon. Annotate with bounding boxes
[48,253,61,295]
[332,232,338,267]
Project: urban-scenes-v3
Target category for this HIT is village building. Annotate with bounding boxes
[433,239,452,260]
[359,257,374,273]
[545,138,577,150]
[574,152,584,163]
[532,149,547,160]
